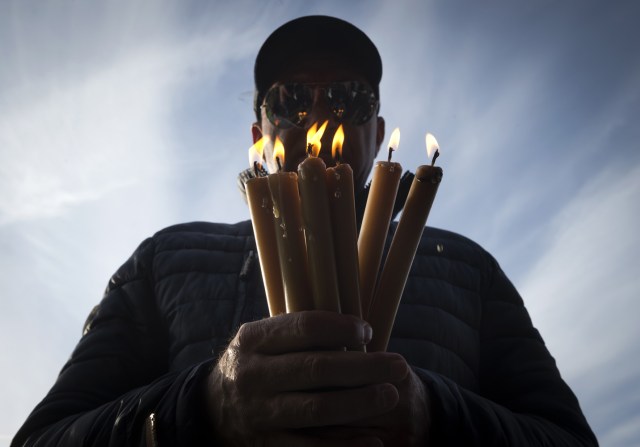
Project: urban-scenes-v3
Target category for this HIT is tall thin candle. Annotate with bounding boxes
[268,137,313,312]
[245,137,286,316]
[368,133,443,352]
[326,125,361,318]
[298,121,341,312]
[358,128,403,319]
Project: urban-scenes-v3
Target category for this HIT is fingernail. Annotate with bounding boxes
[362,323,373,344]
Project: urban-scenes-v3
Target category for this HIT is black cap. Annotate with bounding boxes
[253,15,382,120]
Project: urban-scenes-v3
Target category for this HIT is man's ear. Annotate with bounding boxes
[375,116,385,157]
[251,123,263,144]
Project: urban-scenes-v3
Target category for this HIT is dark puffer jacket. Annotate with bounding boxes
[12,220,597,446]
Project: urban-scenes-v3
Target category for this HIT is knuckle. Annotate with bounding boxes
[220,352,264,396]
[235,323,252,347]
[217,345,240,381]
[291,311,310,337]
[301,395,319,420]
[235,321,261,350]
[262,395,286,427]
[303,355,321,383]
[233,363,253,394]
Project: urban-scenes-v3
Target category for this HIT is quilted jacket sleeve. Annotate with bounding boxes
[417,259,598,446]
[12,238,215,446]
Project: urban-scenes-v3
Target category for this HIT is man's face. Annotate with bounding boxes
[253,67,385,193]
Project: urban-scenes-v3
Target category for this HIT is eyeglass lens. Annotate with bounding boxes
[264,81,377,129]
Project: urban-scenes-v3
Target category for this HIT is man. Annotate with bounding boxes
[13,16,597,446]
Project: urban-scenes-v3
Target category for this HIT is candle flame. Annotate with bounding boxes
[249,136,268,169]
[386,127,400,162]
[332,125,345,161]
[425,133,440,163]
[388,127,400,152]
[306,122,318,143]
[306,120,329,157]
[273,136,285,169]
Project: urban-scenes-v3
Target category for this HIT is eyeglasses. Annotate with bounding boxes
[262,81,379,129]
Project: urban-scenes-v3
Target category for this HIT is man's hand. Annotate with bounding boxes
[204,311,429,446]
[350,364,431,446]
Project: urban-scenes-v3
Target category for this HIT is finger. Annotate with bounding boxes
[259,383,400,429]
[234,311,372,354]
[241,351,409,391]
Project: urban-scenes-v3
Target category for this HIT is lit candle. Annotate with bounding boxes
[367,133,443,352]
[268,136,313,312]
[245,137,286,316]
[298,121,341,312]
[326,125,362,319]
[358,128,403,319]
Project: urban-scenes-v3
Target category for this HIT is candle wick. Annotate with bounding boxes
[387,147,394,162]
[430,149,440,167]
[307,143,313,157]
[253,161,260,177]
[276,156,282,172]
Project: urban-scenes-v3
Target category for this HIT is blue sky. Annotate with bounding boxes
[1,1,639,444]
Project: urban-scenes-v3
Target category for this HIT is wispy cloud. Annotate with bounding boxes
[0,46,178,225]
[520,164,640,442]
[0,3,264,438]
[0,1,268,227]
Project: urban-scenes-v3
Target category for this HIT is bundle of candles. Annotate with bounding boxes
[245,122,443,352]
